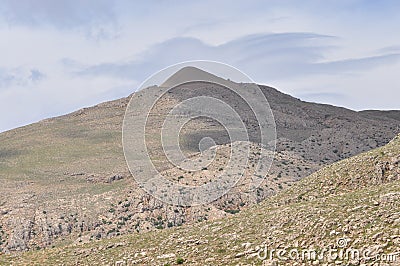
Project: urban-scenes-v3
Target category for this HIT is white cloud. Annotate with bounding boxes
[0,0,399,132]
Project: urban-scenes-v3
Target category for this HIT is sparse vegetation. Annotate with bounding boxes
[0,133,399,265]
[0,74,399,263]
[224,209,240,214]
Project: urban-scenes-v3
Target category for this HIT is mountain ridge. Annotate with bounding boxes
[0,73,399,253]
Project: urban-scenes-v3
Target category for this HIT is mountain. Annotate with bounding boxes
[0,67,399,253]
[160,66,235,88]
[2,134,399,265]
[360,110,400,122]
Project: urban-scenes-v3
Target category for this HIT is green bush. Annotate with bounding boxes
[225,209,240,214]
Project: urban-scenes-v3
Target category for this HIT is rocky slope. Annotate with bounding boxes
[2,134,399,265]
[0,69,399,252]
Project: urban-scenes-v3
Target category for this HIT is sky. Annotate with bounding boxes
[0,0,399,132]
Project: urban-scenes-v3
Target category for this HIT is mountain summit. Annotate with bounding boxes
[160,66,235,88]
[0,72,399,253]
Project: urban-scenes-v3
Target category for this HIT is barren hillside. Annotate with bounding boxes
[2,134,399,265]
[0,69,399,252]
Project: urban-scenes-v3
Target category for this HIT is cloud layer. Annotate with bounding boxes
[75,33,400,82]
[0,0,399,132]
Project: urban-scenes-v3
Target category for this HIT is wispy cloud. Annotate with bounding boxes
[0,67,46,88]
[73,33,400,82]
[312,53,400,74]
[377,45,400,54]
[0,0,116,28]
[0,0,119,40]
[73,33,332,80]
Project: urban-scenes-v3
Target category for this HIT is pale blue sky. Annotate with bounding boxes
[0,0,399,132]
